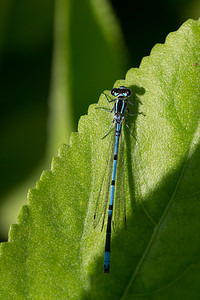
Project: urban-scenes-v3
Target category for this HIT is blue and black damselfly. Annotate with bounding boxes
[93,86,141,273]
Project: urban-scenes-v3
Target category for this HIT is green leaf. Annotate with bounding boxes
[1,18,200,299]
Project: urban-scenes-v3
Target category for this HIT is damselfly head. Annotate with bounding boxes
[111,86,131,98]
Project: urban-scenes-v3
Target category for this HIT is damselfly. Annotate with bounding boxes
[93,86,140,273]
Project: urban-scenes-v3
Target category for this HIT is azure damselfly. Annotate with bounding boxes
[93,86,140,273]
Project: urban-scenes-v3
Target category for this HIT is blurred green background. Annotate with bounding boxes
[0,0,199,242]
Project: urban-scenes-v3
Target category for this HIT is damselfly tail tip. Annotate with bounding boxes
[104,265,110,273]
[104,252,110,273]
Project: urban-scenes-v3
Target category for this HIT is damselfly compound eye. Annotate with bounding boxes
[111,88,118,96]
[126,88,131,97]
